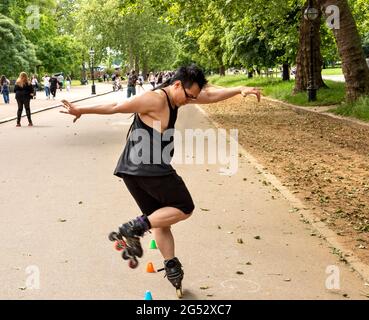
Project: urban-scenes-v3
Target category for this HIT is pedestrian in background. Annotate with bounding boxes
[66,75,72,92]
[127,70,138,98]
[31,75,38,99]
[49,75,58,100]
[0,75,10,104]
[43,74,51,99]
[14,72,33,127]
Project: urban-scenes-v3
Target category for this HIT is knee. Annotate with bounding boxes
[180,211,193,221]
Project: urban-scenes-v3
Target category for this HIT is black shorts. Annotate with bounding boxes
[122,173,195,216]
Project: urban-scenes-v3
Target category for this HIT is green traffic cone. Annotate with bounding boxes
[149,239,157,249]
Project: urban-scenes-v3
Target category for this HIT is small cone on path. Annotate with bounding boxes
[144,290,153,300]
[146,262,155,273]
[149,239,158,249]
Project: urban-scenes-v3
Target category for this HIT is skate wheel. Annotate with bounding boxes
[129,258,138,269]
[115,241,125,251]
[108,232,118,242]
[176,287,183,299]
[122,249,130,260]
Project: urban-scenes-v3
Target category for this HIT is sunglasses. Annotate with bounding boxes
[181,82,197,100]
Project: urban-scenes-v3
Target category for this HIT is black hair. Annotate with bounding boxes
[153,64,208,91]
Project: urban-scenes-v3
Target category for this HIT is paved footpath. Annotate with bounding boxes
[0,87,368,300]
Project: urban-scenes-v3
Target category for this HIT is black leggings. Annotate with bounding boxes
[50,86,57,98]
[16,98,32,124]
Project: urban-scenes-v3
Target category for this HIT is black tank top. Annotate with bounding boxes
[114,89,178,177]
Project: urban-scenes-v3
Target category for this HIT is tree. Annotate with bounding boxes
[0,14,39,77]
[294,0,327,93]
[76,0,177,73]
[320,0,369,101]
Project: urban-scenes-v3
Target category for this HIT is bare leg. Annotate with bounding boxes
[148,207,192,260]
[152,227,175,260]
[148,206,191,228]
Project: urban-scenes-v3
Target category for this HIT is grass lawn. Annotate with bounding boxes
[71,80,83,86]
[321,68,343,76]
[208,74,369,122]
[208,74,345,106]
[330,96,369,121]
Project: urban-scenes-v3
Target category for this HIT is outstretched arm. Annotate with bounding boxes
[60,91,159,123]
[194,86,261,104]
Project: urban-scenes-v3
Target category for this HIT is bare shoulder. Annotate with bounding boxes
[138,90,166,111]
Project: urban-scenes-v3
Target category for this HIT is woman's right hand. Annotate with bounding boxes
[60,99,82,123]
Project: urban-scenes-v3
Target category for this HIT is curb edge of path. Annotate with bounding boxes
[195,103,369,284]
[0,90,114,125]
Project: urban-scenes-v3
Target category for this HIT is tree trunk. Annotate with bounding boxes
[142,62,148,81]
[320,0,369,102]
[294,0,326,93]
[248,67,254,78]
[134,55,139,74]
[219,65,225,76]
[282,63,290,81]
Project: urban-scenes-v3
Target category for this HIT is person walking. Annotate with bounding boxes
[0,75,10,104]
[66,75,72,92]
[127,70,138,98]
[49,75,58,100]
[43,74,51,99]
[14,72,34,127]
[60,64,260,296]
[148,72,156,89]
[31,75,38,99]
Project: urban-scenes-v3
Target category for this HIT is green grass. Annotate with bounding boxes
[207,74,345,106]
[330,96,369,121]
[321,68,343,76]
[71,80,81,86]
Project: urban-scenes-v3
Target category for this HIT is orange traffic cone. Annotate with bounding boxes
[146,262,155,273]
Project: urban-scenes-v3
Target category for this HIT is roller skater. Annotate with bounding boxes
[61,64,260,298]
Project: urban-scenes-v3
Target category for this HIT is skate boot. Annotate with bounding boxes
[160,257,184,298]
[108,215,150,269]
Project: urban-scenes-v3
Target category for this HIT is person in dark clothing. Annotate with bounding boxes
[60,64,260,295]
[14,72,34,127]
[127,70,138,98]
[49,76,58,100]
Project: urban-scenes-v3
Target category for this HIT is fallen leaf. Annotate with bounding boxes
[200,208,210,211]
